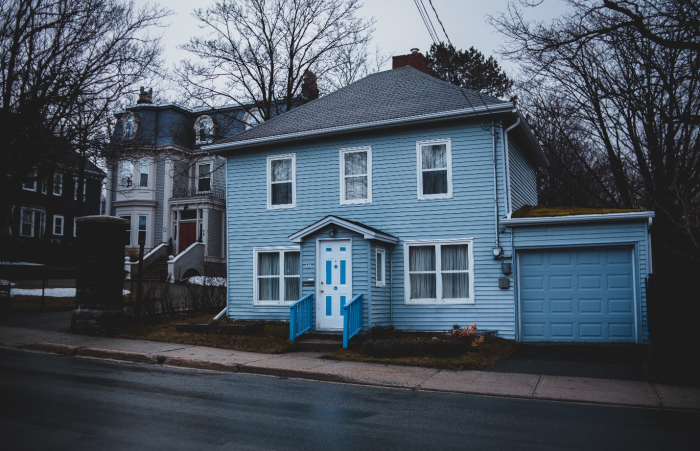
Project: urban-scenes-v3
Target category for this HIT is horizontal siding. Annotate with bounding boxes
[512,221,650,343]
[509,139,538,211]
[226,120,518,336]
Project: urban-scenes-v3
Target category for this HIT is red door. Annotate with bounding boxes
[179,222,197,253]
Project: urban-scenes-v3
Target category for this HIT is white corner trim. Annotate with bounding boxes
[501,211,655,226]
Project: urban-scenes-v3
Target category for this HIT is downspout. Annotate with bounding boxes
[504,116,520,218]
[492,121,500,248]
[647,217,653,274]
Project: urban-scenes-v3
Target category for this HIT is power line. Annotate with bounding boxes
[428,0,452,46]
[413,0,439,43]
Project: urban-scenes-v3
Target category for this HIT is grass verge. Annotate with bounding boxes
[101,313,294,354]
[323,336,518,370]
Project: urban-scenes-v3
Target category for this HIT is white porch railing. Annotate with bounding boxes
[124,243,169,280]
[167,242,205,283]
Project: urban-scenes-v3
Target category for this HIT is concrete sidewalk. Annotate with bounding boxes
[1,325,699,411]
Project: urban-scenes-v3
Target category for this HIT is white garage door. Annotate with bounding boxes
[518,247,637,342]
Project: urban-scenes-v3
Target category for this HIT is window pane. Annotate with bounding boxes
[121,160,133,187]
[443,273,469,299]
[121,216,131,246]
[344,151,367,176]
[271,159,291,182]
[422,170,448,195]
[285,277,300,301]
[442,245,468,271]
[345,176,367,200]
[410,274,436,299]
[272,182,292,205]
[377,252,384,282]
[259,278,280,301]
[139,159,149,187]
[198,177,211,192]
[422,144,447,169]
[409,246,435,271]
[258,252,279,276]
[53,174,62,195]
[284,252,300,276]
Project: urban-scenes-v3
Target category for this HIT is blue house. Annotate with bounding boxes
[206,51,654,344]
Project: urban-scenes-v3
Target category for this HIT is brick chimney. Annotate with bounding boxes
[137,86,153,104]
[392,48,430,74]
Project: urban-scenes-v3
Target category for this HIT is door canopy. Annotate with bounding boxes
[289,215,398,244]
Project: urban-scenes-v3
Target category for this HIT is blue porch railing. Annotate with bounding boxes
[342,294,363,349]
[289,294,313,342]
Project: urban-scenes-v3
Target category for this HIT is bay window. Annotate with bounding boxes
[404,239,473,304]
[254,247,300,305]
[267,154,295,209]
[340,146,372,204]
[417,139,452,199]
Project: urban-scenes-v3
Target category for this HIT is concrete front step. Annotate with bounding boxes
[295,335,343,353]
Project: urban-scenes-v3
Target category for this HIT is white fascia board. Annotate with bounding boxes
[289,216,398,244]
[204,103,514,155]
[501,211,655,226]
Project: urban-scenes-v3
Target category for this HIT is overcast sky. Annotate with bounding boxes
[133,0,568,93]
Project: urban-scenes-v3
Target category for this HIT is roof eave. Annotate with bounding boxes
[204,103,514,155]
[501,211,655,226]
[289,216,399,245]
[513,111,549,168]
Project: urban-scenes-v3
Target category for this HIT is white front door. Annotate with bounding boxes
[317,239,352,330]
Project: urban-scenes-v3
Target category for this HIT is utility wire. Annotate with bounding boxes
[413,0,438,43]
[428,0,452,45]
[418,0,441,43]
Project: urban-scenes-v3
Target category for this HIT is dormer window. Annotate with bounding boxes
[194,115,214,144]
[244,108,264,130]
[122,112,137,139]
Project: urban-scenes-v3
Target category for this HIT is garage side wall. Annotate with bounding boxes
[511,220,650,342]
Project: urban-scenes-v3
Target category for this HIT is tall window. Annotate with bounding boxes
[121,160,134,187]
[267,154,295,209]
[39,212,45,238]
[20,209,34,237]
[120,215,131,246]
[138,215,147,245]
[53,215,64,236]
[74,178,86,201]
[22,169,37,191]
[53,173,63,196]
[198,164,211,192]
[254,248,300,304]
[139,158,149,187]
[404,239,473,304]
[417,139,452,200]
[340,147,372,204]
[376,247,386,287]
[122,113,136,139]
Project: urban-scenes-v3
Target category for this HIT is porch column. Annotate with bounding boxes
[162,157,173,243]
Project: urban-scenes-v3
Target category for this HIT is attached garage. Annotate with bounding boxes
[502,208,654,344]
[518,247,637,342]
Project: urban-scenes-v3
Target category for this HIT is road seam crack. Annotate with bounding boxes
[531,375,542,397]
[650,383,664,409]
[415,369,441,390]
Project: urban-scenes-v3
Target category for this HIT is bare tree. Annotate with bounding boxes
[175,0,374,125]
[0,0,169,231]
[491,0,700,264]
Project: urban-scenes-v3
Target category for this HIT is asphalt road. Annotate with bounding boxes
[0,349,697,451]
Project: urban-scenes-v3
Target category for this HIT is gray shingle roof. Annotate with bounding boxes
[218,66,509,145]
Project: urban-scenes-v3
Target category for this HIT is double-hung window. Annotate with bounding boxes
[120,215,132,246]
[23,170,37,191]
[404,239,473,304]
[198,164,211,192]
[267,154,295,209]
[137,215,147,245]
[53,173,63,196]
[376,247,386,287]
[53,215,64,236]
[121,160,134,187]
[254,247,300,305]
[139,158,149,187]
[74,178,86,201]
[340,146,371,204]
[417,139,452,200]
[20,209,34,237]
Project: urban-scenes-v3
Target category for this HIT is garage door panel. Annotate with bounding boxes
[519,247,636,343]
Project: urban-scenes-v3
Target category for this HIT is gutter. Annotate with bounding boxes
[503,117,520,218]
[501,211,655,226]
[204,103,514,154]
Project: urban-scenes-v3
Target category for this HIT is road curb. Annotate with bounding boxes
[18,342,79,356]
[163,357,240,373]
[237,364,347,383]
[76,347,156,364]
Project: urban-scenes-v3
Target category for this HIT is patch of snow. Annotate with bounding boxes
[0,262,44,266]
[11,288,131,297]
[188,276,227,287]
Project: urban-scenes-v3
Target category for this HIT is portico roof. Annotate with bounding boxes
[289,216,399,245]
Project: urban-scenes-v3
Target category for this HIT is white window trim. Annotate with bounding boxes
[74,177,86,201]
[73,218,77,237]
[266,154,296,210]
[19,208,35,237]
[253,246,301,306]
[41,176,47,195]
[194,115,215,144]
[53,215,64,236]
[39,211,46,238]
[403,238,474,305]
[197,162,213,193]
[53,173,63,196]
[339,146,372,205]
[416,138,453,200]
[137,214,148,245]
[139,158,149,188]
[376,247,386,288]
[23,169,37,192]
